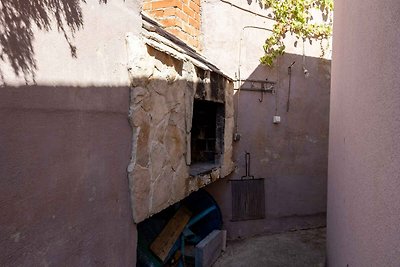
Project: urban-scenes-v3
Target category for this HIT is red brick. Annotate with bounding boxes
[182,4,196,18]
[175,8,189,22]
[194,11,200,22]
[192,0,201,7]
[168,27,198,48]
[149,9,165,17]
[143,0,201,48]
[160,17,185,29]
[183,24,198,37]
[189,1,200,13]
[152,0,181,10]
[187,37,199,48]
[163,7,177,17]
[188,16,200,29]
[167,27,186,39]
[173,29,194,46]
[143,2,152,10]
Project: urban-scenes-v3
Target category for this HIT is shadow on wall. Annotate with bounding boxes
[0,0,106,81]
[0,67,230,263]
[0,85,137,266]
[233,53,331,185]
[206,53,331,239]
[245,0,265,9]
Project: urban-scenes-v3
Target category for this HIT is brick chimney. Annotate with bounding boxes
[143,0,201,49]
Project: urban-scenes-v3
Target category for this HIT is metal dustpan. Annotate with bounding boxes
[231,152,265,221]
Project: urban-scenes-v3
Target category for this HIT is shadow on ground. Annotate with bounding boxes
[214,228,326,267]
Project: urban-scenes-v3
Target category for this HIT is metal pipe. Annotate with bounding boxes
[186,206,217,228]
[286,61,295,112]
[236,26,273,137]
[234,79,276,84]
[236,87,274,92]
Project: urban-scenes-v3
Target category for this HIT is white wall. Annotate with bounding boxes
[1,0,142,87]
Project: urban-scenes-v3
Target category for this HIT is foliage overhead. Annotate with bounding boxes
[260,0,333,66]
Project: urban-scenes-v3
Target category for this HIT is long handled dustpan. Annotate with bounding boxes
[231,152,265,221]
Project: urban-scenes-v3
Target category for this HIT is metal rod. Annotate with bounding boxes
[259,91,264,102]
[237,88,274,92]
[246,152,250,176]
[186,206,217,228]
[234,79,276,84]
[242,152,254,179]
[287,61,296,112]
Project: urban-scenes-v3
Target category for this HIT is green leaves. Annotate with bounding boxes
[260,0,333,66]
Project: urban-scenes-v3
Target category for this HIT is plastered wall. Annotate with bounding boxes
[0,1,142,265]
[202,0,331,238]
[327,0,400,265]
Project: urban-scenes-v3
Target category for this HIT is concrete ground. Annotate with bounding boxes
[213,228,326,267]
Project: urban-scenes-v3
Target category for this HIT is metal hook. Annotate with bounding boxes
[259,91,264,102]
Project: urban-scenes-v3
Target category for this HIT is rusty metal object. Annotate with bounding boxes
[231,152,265,221]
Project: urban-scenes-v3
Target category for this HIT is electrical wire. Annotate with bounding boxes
[219,0,275,21]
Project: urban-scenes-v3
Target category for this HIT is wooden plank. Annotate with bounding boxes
[150,206,192,262]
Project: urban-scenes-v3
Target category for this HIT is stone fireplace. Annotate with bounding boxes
[190,100,225,175]
[126,15,234,223]
[191,100,222,164]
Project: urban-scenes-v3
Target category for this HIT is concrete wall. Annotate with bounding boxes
[327,0,400,265]
[0,1,141,265]
[202,0,331,239]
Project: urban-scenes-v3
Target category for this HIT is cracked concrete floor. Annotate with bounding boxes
[213,228,326,267]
